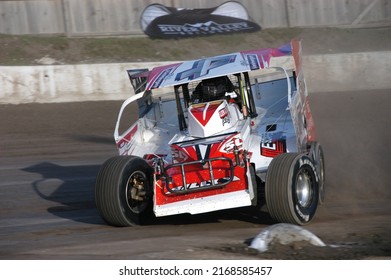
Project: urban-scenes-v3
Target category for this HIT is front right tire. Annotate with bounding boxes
[95,156,154,227]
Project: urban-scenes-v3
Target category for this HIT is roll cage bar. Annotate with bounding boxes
[173,72,258,131]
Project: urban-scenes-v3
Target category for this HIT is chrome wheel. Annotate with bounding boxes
[296,170,312,208]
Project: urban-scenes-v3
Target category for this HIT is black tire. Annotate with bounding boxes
[265,153,319,225]
[311,142,325,204]
[95,156,154,227]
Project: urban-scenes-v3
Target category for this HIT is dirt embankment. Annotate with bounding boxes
[1,27,390,66]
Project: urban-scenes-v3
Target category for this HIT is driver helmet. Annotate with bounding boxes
[201,76,232,102]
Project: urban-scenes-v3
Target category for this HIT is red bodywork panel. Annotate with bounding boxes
[154,132,249,206]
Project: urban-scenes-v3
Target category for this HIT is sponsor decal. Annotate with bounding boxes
[118,141,134,156]
[171,148,189,163]
[299,157,318,183]
[295,205,310,222]
[117,124,138,155]
[170,175,241,192]
[150,67,175,89]
[223,135,243,153]
[218,106,231,125]
[175,55,236,82]
[157,21,253,37]
[260,132,286,157]
[260,139,286,158]
[218,106,229,119]
[245,54,260,70]
[222,116,230,126]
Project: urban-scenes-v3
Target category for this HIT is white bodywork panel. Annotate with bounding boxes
[154,190,252,217]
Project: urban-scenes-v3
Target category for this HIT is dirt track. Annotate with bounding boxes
[1,91,390,260]
[1,27,391,260]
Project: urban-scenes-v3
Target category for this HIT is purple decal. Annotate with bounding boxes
[245,54,260,70]
[151,67,174,89]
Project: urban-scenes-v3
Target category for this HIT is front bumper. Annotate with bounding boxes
[154,189,253,216]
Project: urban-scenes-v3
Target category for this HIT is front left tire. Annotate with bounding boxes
[265,153,319,225]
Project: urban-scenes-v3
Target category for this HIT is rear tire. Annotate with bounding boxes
[311,142,325,204]
[95,156,154,226]
[265,153,319,225]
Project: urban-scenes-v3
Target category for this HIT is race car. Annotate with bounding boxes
[94,39,325,227]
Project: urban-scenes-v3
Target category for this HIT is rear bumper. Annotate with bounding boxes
[154,189,252,217]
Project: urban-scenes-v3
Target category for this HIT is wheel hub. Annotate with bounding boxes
[129,177,146,201]
[125,171,148,213]
[296,171,312,207]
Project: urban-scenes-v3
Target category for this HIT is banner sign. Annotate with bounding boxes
[140,1,261,39]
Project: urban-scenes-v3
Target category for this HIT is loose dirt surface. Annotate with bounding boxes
[1,27,391,65]
[1,27,390,260]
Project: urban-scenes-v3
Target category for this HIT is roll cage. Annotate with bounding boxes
[171,72,259,132]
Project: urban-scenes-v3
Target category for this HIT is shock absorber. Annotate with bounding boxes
[152,157,165,189]
[233,145,240,166]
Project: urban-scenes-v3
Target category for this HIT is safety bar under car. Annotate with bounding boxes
[163,157,234,195]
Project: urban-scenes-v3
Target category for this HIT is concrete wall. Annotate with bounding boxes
[0,0,390,36]
[0,62,172,104]
[1,51,390,104]
[304,51,391,93]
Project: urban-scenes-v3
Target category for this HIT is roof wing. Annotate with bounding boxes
[128,42,294,92]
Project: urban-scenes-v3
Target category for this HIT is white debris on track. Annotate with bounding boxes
[250,223,326,252]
